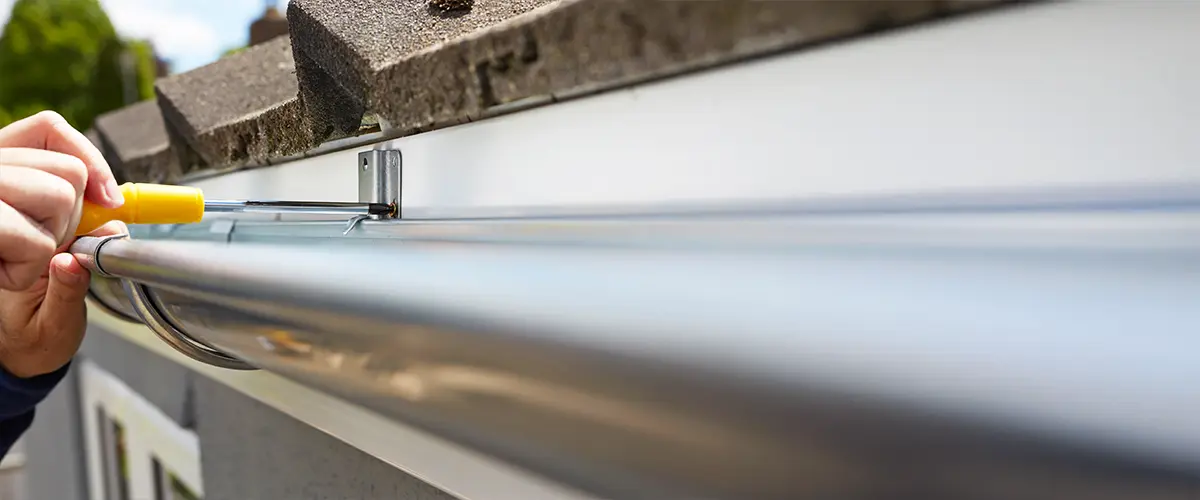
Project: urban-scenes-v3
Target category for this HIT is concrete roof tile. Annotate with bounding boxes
[154,36,313,171]
[287,0,554,139]
[290,0,1008,140]
[89,0,1011,181]
[92,99,181,183]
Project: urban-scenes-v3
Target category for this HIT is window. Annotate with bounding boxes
[95,407,130,500]
[152,458,201,500]
[80,361,204,500]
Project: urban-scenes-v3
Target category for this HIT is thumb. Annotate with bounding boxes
[40,253,90,327]
[4,253,91,379]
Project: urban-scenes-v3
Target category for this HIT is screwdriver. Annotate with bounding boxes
[75,183,393,235]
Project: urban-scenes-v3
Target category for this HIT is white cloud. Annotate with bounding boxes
[0,1,14,32]
[101,0,221,72]
[1,0,290,72]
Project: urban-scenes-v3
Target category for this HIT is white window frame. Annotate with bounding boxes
[79,360,203,500]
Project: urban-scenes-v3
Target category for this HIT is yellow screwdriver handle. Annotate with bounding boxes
[76,183,206,235]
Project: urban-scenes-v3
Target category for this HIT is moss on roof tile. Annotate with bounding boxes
[155,36,313,172]
[286,0,554,143]
[92,99,181,183]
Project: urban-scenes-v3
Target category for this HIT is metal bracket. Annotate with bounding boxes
[346,149,400,234]
[72,234,256,369]
[121,279,258,370]
[358,149,401,220]
[343,215,371,236]
[70,233,128,278]
[86,283,141,324]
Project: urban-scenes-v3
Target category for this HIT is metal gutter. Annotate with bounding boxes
[84,312,598,500]
[72,2,1200,497]
[73,206,1200,500]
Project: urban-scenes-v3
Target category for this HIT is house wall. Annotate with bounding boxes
[21,326,456,500]
[23,364,88,500]
[193,375,454,500]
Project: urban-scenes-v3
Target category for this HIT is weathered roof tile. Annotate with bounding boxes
[290,0,1007,140]
[287,0,554,138]
[154,36,313,171]
[88,0,1010,180]
[92,99,181,183]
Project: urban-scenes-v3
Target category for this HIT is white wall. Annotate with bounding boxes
[193,1,1200,220]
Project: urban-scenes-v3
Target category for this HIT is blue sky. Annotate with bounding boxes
[0,0,288,73]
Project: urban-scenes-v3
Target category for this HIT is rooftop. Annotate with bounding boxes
[88,0,1013,183]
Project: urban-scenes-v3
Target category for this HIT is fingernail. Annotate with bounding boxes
[53,255,87,285]
[105,179,125,206]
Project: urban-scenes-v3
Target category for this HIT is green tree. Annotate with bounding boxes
[0,0,156,128]
[126,40,158,98]
[221,45,247,58]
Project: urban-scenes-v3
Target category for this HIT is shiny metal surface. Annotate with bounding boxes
[73,237,257,370]
[69,233,127,278]
[77,224,1200,499]
[357,149,401,219]
[87,277,140,322]
[203,200,391,216]
[120,279,257,371]
[76,234,145,323]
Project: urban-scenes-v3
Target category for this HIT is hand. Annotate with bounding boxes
[0,111,126,378]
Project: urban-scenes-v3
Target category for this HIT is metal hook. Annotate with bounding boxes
[343,214,370,235]
[121,279,258,370]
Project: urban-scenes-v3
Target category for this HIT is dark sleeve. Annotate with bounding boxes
[0,362,70,460]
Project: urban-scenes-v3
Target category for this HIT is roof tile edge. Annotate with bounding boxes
[86,0,1018,183]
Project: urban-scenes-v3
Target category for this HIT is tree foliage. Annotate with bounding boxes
[221,45,247,58]
[126,39,157,98]
[0,0,156,129]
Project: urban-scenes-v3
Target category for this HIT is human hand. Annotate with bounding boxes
[0,110,126,378]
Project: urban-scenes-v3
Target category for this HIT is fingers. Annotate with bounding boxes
[0,164,83,240]
[47,220,130,272]
[87,219,129,237]
[0,111,123,208]
[0,252,91,378]
[46,253,91,307]
[0,201,56,290]
[0,148,88,194]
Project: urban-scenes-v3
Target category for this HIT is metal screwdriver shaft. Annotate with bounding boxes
[203,200,393,217]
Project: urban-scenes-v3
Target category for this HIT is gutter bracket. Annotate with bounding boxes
[347,149,401,234]
[71,233,128,278]
[122,279,258,370]
[72,234,258,370]
[358,149,401,219]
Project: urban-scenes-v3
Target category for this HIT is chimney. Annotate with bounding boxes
[249,1,289,46]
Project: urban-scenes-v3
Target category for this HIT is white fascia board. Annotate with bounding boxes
[192,1,1200,220]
